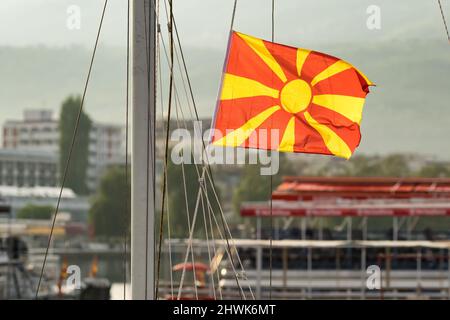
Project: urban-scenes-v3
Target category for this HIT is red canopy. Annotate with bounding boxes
[241,177,450,218]
[273,177,450,201]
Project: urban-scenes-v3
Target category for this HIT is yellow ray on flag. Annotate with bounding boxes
[310,60,353,87]
[312,94,365,124]
[296,49,310,78]
[221,73,279,100]
[278,117,296,152]
[213,105,281,147]
[304,111,352,159]
[236,32,288,83]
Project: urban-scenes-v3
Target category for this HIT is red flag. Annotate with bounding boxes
[211,31,373,159]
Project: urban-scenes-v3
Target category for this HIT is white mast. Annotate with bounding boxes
[131,0,156,300]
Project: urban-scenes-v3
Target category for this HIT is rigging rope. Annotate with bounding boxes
[155,0,201,299]
[154,0,248,299]
[206,194,224,299]
[174,97,200,299]
[157,10,175,299]
[123,0,131,300]
[160,31,248,300]
[35,0,109,298]
[199,178,251,298]
[200,189,217,299]
[166,54,250,299]
[155,0,174,299]
[155,10,202,300]
[150,0,254,300]
[160,20,226,299]
[438,0,450,42]
[169,59,227,298]
[200,0,253,299]
[155,0,176,299]
[165,149,175,297]
[176,175,203,299]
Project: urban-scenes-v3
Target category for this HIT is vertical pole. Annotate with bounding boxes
[385,247,391,290]
[307,246,312,299]
[407,217,411,240]
[282,247,288,291]
[347,217,352,242]
[347,217,352,271]
[318,218,323,240]
[416,248,422,296]
[131,0,156,300]
[274,218,279,240]
[301,218,306,240]
[256,216,262,299]
[6,211,11,299]
[360,217,367,299]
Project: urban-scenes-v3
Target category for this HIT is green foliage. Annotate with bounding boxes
[417,163,450,177]
[16,205,54,220]
[89,166,130,239]
[350,154,412,177]
[315,154,413,177]
[59,95,92,195]
[232,153,295,215]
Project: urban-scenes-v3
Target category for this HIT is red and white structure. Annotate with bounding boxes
[241,177,450,218]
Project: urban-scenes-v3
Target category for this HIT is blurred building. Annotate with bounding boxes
[0,185,89,221]
[87,123,125,191]
[0,149,57,187]
[2,110,125,191]
[3,110,57,152]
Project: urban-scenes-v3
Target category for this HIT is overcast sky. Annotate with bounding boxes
[0,0,446,48]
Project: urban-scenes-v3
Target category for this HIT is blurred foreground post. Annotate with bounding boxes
[131,0,156,300]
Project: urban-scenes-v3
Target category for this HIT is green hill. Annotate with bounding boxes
[0,38,449,158]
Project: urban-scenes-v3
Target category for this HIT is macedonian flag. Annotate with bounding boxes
[211,31,373,159]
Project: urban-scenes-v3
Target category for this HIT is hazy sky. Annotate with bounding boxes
[0,0,446,48]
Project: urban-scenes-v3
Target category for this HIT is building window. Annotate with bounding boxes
[28,175,36,187]
[38,176,46,186]
[17,175,24,187]
[17,162,24,174]
[5,176,13,186]
[4,162,13,173]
